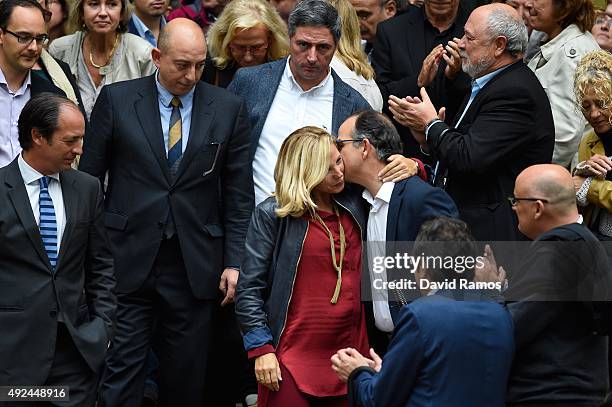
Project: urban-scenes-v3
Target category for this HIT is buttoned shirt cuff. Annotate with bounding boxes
[576,177,593,207]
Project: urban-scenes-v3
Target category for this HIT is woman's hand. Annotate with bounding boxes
[379,155,419,182]
[255,352,282,391]
[585,154,612,178]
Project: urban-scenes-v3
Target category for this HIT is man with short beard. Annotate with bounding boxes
[128,0,168,47]
[390,4,555,241]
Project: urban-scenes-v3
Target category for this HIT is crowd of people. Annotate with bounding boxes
[0,0,611,405]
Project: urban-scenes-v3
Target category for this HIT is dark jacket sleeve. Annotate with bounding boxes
[235,201,278,351]
[350,306,425,407]
[371,22,420,106]
[426,86,537,175]
[79,85,113,185]
[82,178,116,355]
[221,100,255,268]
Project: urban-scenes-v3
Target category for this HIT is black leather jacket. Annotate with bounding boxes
[235,189,367,351]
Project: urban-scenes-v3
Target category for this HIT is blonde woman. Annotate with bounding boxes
[572,51,612,239]
[327,0,383,111]
[49,0,155,118]
[204,0,289,87]
[236,126,369,406]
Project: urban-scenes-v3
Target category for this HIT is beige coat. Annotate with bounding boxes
[528,24,600,168]
[49,31,155,86]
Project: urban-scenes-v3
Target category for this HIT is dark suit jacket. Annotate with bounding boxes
[350,290,514,407]
[426,61,555,241]
[33,56,86,120]
[79,75,254,299]
[372,5,471,158]
[386,176,459,242]
[227,57,372,158]
[0,159,116,385]
[506,224,611,405]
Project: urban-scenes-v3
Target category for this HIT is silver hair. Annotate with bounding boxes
[288,0,342,43]
[486,7,528,58]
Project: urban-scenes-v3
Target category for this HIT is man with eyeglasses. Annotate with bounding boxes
[337,110,458,350]
[503,164,612,405]
[0,0,82,168]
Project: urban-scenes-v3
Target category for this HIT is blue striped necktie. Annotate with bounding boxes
[39,176,58,271]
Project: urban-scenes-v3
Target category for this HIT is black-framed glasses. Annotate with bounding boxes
[507,196,549,206]
[336,138,364,151]
[2,29,49,46]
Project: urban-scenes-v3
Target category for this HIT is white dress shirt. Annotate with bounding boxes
[0,68,31,168]
[252,58,334,205]
[18,154,66,255]
[363,182,395,333]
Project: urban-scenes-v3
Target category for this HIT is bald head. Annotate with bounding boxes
[517,165,576,209]
[152,18,207,96]
[157,18,206,54]
[514,164,579,239]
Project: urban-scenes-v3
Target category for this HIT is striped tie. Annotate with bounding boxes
[168,96,182,175]
[39,176,58,271]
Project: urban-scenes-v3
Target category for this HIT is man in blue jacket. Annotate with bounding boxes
[331,217,514,407]
[337,110,458,340]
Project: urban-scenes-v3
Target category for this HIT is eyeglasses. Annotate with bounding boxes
[336,138,364,151]
[228,43,269,56]
[507,196,549,206]
[594,14,612,29]
[2,29,49,46]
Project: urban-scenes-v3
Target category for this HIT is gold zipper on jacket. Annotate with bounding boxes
[277,222,309,345]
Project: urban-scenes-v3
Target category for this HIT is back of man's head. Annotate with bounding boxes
[288,0,342,42]
[481,3,528,59]
[413,217,477,283]
[352,110,403,162]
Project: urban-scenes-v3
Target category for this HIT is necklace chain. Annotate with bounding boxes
[89,33,120,69]
[312,203,346,304]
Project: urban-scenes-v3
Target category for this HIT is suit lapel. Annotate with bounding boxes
[5,160,53,273]
[386,180,405,242]
[135,76,171,184]
[174,82,214,182]
[55,171,77,271]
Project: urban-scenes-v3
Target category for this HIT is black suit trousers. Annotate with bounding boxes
[98,237,215,407]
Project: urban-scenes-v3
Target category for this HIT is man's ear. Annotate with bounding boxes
[361,138,372,160]
[384,0,397,18]
[533,200,545,220]
[494,35,508,58]
[31,128,44,147]
[152,48,162,69]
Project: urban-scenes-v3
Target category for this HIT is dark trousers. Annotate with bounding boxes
[98,237,214,407]
[0,324,97,407]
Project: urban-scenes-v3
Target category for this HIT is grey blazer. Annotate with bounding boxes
[227,57,372,158]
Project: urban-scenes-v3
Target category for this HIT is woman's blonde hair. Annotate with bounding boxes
[326,0,375,80]
[274,127,335,218]
[574,50,612,125]
[206,0,289,69]
[68,0,131,33]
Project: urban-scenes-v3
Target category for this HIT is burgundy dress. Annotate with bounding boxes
[256,208,370,406]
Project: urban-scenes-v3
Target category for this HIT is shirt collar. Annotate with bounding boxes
[284,57,332,93]
[131,13,166,39]
[362,181,395,210]
[17,153,60,185]
[155,72,195,108]
[0,67,31,96]
[472,63,512,92]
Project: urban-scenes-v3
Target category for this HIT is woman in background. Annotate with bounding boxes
[49,0,155,118]
[572,50,612,239]
[525,0,599,168]
[326,0,383,111]
[204,0,288,87]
